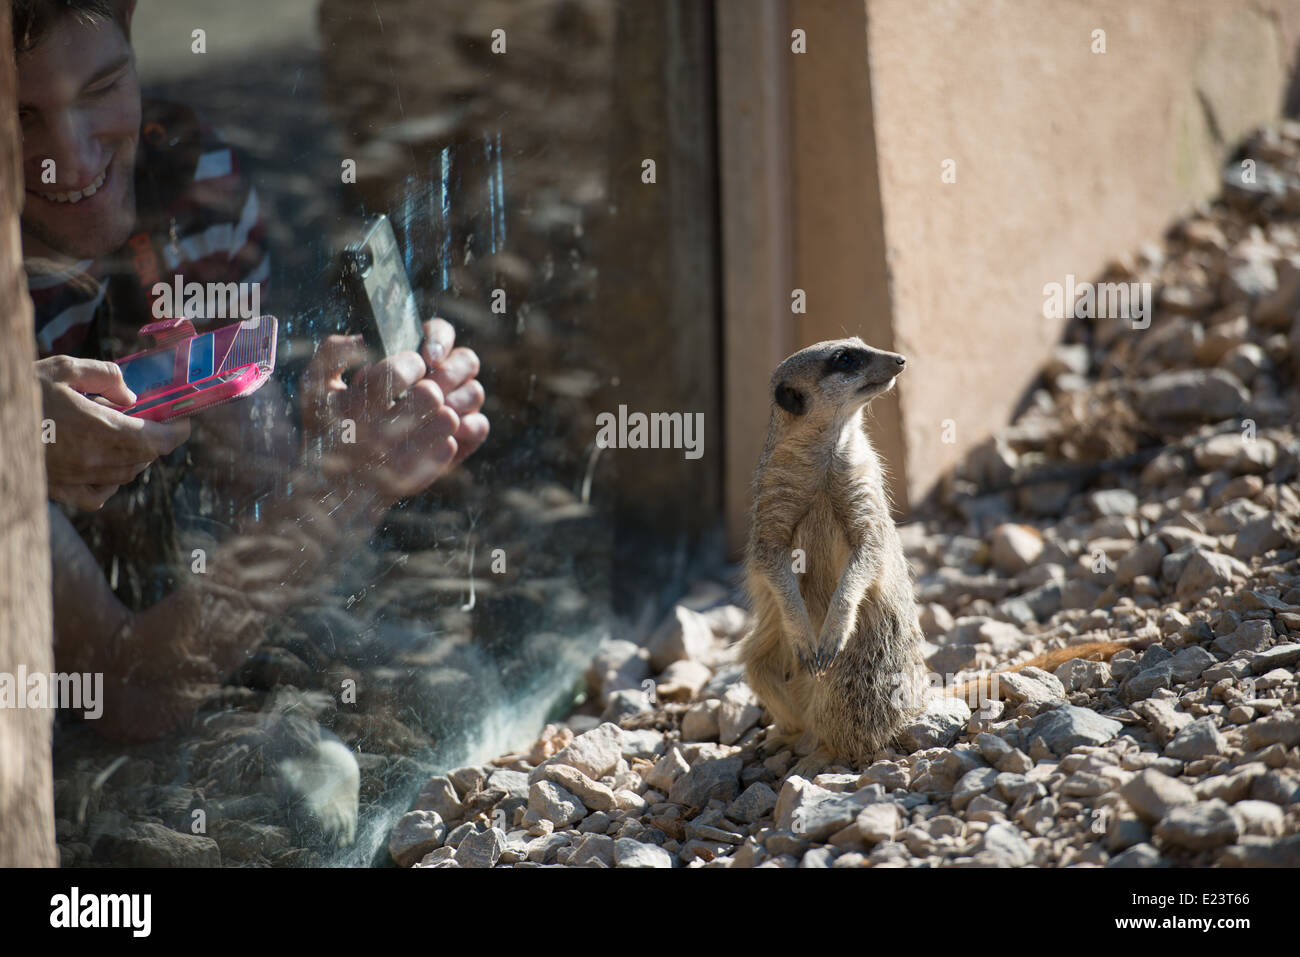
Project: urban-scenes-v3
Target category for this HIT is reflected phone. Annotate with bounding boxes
[340,214,424,359]
[113,315,278,422]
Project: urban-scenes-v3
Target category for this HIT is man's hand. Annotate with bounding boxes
[37,356,191,511]
[300,318,489,506]
[418,318,490,465]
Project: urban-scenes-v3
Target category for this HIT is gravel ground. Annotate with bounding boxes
[388,121,1300,868]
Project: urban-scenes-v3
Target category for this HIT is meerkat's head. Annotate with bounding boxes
[770,337,906,424]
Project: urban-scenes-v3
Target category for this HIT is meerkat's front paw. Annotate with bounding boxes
[795,630,846,679]
[794,646,832,678]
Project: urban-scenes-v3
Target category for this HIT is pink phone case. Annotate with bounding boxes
[115,316,277,422]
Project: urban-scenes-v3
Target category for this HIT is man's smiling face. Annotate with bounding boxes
[17,11,141,263]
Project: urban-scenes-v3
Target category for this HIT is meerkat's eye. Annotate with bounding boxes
[833,350,855,370]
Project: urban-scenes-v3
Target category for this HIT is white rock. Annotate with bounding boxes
[535,722,623,782]
[1164,717,1226,760]
[990,524,1044,575]
[855,803,900,844]
[998,667,1066,706]
[527,781,588,828]
[717,684,763,745]
[648,605,716,671]
[389,810,446,867]
[644,746,690,793]
[1193,434,1278,475]
[981,822,1033,866]
[1176,550,1250,597]
[1120,769,1197,823]
[681,700,720,742]
[951,767,999,811]
[1154,799,1241,850]
[1231,800,1285,837]
[655,659,712,701]
[614,838,674,868]
[897,695,972,751]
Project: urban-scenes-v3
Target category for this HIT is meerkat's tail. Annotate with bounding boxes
[945,638,1153,706]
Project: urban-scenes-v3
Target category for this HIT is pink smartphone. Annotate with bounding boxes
[113,316,277,422]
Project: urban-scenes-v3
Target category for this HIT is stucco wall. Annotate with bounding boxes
[862,0,1300,505]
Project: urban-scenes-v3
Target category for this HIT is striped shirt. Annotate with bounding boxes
[28,99,269,360]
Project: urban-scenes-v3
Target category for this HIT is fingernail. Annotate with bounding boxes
[429,343,446,363]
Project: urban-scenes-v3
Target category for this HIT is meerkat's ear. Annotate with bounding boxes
[774,382,807,416]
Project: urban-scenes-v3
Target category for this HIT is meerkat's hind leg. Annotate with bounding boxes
[788,749,834,779]
[743,641,809,748]
[760,727,804,757]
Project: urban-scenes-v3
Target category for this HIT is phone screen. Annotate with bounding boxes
[187,332,215,382]
[119,332,219,396]
[120,348,177,395]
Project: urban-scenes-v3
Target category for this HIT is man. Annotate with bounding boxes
[15,0,490,739]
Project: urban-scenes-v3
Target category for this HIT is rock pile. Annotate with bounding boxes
[391,123,1300,868]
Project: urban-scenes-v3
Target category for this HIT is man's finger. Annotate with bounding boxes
[355,350,427,410]
[443,378,485,417]
[451,412,490,464]
[58,358,137,406]
[426,347,480,398]
[421,318,456,368]
[403,377,447,421]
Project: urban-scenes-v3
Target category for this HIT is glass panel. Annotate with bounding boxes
[24,0,718,867]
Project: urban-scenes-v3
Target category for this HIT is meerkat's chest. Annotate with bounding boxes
[791,491,853,586]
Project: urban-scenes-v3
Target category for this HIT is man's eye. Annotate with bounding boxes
[87,71,127,97]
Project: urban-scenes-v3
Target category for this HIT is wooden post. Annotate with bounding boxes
[592,0,723,605]
[0,5,58,867]
[716,0,795,558]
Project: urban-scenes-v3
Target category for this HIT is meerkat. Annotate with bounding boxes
[741,338,1139,772]
[741,337,922,771]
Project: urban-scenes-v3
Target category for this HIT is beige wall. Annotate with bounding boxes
[720,0,1300,552]
[867,0,1300,505]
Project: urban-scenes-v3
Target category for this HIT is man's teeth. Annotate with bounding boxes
[44,170,107,204]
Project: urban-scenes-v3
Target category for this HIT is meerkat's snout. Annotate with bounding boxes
[847,345,906,402]
[859,349,906,394]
